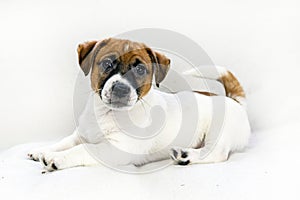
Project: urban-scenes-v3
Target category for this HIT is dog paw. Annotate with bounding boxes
[170,147,191,166]
[27,148,48,161]
[40,152,62,172]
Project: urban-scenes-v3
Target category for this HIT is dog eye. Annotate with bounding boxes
[134,64,147,76]
[100,58,114,72]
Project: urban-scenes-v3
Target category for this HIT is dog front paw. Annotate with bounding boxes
[27,148,49,161]
[170,147,191,166]
[40,152,63,172]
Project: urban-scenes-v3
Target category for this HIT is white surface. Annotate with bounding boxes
[1,0,300,199]
[1,123,300,200]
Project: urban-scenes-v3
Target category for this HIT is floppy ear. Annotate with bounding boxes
[146,48,170,87]
[77,41,98,76]
[153,52,170,87]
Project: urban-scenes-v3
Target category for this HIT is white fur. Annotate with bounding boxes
[182,65,228,80]
[28,69,251,172]
[183,66,247,108]
[101,74,138,110]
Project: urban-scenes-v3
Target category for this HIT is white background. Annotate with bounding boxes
[1,1,300,200]
[0,0,299,149]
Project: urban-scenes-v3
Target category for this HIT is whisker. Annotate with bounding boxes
[94,88,102,93]
[140,97,151,107]
[140,98,147,112]
[128,97,137,101]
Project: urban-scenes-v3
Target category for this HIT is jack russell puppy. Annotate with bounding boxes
[28,38,251,172]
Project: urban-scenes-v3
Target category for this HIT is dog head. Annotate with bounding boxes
[77,38,170,110]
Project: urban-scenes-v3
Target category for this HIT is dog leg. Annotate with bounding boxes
[170,128,232,165]
[170,145,229,165]
[40,142,133,172]
[40,144,99,172]
[27,129,82,161]
[170,100,250,165]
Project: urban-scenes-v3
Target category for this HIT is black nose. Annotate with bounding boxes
[111,81,130,98]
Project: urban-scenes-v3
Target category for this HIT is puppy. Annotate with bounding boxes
[28,38,251,172]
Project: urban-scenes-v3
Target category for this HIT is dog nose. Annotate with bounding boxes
[111,82,130,98]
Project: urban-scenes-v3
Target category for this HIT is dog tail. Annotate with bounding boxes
[183,66,246,107]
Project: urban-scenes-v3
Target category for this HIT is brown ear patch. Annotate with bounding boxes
[145,49,170,87]
[77,39,112,76]
[77,41,97,65]
[154,52,170,87]
[77,41,98,76]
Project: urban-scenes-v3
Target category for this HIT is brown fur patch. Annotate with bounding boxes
[77,38,169,99]
[153,51,170,87]
[219,71,245,103]
[77,40,98,75]
[193,91,217,96]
